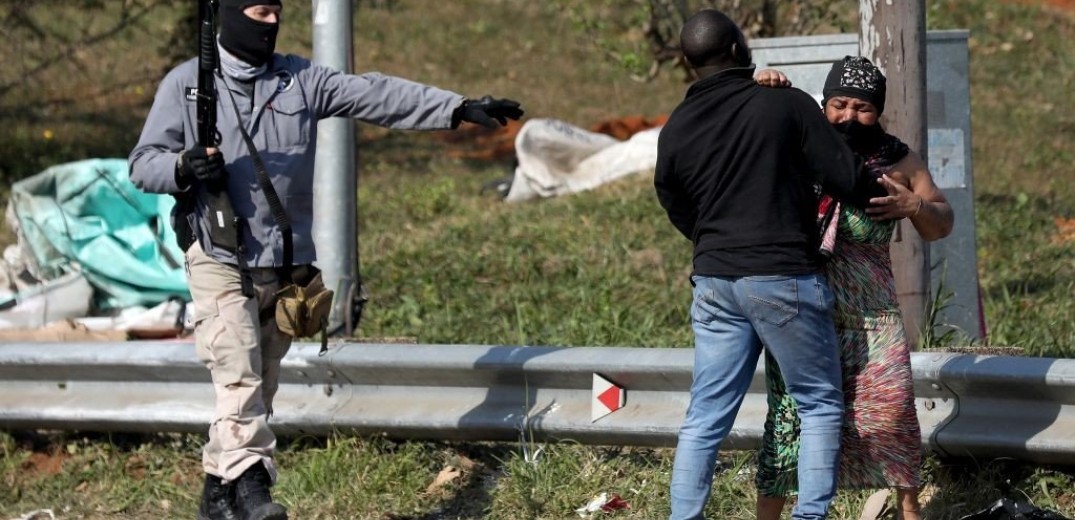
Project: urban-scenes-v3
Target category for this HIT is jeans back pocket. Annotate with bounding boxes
[744,276,799,327]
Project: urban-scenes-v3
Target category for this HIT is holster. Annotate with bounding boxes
[274,267,334,354]
[171,194,197,252]
[204,186,240,254]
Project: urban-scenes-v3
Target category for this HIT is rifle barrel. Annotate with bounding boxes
[196,0,218,147]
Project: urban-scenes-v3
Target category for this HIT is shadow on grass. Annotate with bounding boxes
[917,354,1074,518]
[921,457,1075,519]
[383,442,516,520]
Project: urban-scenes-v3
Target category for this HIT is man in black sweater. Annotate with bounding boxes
[656,10,885,520]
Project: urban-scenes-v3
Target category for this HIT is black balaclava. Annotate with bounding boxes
[219,0,281,67]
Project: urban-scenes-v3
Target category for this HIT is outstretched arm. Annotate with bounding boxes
[309,62,523,130]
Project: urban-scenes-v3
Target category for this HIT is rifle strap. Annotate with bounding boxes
[225,86,294,279]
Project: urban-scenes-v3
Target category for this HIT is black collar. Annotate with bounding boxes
[686,65,757,97]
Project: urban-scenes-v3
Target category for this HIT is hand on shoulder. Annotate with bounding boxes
[755,68,792,88]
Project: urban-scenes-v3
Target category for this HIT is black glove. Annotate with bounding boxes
[177,146,226,185]
[453,95,524,129]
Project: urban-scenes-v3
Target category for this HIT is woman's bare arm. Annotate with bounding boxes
[866,151,954,241]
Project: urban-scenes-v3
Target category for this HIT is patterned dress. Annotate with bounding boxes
[754,136,921,495]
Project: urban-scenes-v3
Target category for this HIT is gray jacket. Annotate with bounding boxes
[129,53,465,268]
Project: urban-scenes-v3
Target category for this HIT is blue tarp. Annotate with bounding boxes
[8,158,190,310]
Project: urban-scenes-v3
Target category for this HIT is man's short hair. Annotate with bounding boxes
[680,9,750,69]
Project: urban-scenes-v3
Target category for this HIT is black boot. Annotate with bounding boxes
[197,474,239,520]
[234,463,288,520]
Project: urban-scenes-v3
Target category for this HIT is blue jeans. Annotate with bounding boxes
[669,275,844,520]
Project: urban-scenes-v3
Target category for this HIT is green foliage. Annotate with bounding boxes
[921,261,965,350]
[926,0,1075,356]
[277,436,443,517]
[974,192,1075,353]
[550,0,859,81]
[0,0,187,185]
[928,0,1075,203]
[0,432,203,518]
[356,162,694,348]
[550,0,655,80]
[8,431,1073,519]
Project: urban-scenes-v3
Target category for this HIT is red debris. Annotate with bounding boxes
[601,494,631,513]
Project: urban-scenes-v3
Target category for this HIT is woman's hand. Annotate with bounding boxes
[872,152,955,240]
[755,68,792,88]
[866,174,921,221]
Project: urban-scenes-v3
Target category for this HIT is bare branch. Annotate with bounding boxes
[0,1,166,99]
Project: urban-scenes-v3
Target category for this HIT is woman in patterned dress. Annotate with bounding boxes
[753,57,954,520]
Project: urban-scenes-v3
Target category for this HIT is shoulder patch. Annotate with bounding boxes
[275,70,296,94]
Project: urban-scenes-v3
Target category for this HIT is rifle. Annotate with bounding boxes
[197,0,254,297]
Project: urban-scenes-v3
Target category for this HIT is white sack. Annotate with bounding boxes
[505,118,661,202]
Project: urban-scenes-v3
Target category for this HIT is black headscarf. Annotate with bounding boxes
[822,56,887,114]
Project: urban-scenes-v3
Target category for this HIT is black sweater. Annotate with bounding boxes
[654,67,885,276]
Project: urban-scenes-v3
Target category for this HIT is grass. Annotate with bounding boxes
[5,431,1075,519]
[926,0,1075,355]
[2,0,1075,518]
[355,168,694,348]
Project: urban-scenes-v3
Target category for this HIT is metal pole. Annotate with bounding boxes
[860,0,929,349]
[312,0,358,335]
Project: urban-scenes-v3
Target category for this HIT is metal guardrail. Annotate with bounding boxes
[1,343,1073,465]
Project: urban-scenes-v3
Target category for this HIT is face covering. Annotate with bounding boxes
[219,6,279,67]
[833,120,885,152]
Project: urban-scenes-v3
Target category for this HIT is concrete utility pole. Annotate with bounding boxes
[312,0,360,336]
[859,0,929,349]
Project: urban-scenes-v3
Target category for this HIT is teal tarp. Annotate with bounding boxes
[9,158,190,310]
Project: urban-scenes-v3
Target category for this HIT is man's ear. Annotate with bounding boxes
[732,37,751,67]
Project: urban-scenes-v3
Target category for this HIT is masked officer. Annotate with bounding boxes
[129,2,523,519]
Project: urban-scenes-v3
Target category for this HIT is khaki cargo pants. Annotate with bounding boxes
[185,242,292,484]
